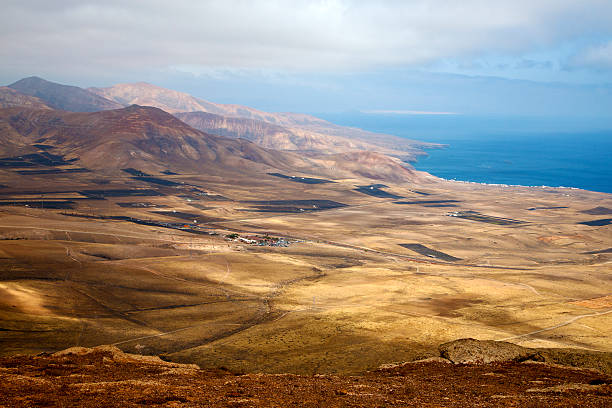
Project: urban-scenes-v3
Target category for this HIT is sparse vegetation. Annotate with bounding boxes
[0,77,610,381]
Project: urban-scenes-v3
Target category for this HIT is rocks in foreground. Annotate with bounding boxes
[380,338,612,375]
[437,338,612,375]
[1,343,610,407]
[52,345,200,370]
[439,338,540,364]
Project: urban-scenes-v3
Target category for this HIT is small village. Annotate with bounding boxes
[225,232,295,247]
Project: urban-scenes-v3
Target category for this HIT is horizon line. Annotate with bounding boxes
[361,110,459,115]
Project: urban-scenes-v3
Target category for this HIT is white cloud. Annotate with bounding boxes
[1,0,611,77]
[570,41,612,70]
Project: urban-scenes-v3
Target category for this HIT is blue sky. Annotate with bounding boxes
[1,1,611,117]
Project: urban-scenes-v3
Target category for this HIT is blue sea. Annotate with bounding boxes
[317,113,612,194]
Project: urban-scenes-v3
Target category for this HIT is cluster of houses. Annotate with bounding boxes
[226,233,293,247]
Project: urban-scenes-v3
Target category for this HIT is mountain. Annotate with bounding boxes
[90,82,436,159]
[0,104,425,183]
[4,78,436,161]
[9,77,123,112]
[0,105,309,176]
[174,111,384,153]
[174,111,295,145]
[90,82,312,123]
[171,112,423,182]
[0,87,51,109]
[314,151,423,183]
[89,82,226,115]
[1,78,430,182]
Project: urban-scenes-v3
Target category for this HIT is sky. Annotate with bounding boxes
[1,0,612,118]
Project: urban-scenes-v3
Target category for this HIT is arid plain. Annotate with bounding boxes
[1,165,610,375]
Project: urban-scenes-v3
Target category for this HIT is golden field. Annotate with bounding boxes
[0,170,610,374]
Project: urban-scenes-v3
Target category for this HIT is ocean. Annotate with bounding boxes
[317,113,612,194]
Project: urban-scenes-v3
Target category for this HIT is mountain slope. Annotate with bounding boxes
[9,77,123,112]
[90,82,436,159]
[174,111,376,152]
[89,82,225,115]
[0,78,430,183]
[90,82,294,122]
[0,87,51,109]
[0,104,425,183]
[172,112,424,182]
[0,105,312,176]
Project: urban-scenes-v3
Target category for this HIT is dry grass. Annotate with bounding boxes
[0,171,610,373]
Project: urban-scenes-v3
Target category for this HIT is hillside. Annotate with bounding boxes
[0,87,51,109]
[174,111,420,158]
[174,111,302,148]
[90,82,436,159]
[89,82,225,115]
[0,105,309,176]
[4,77,436,161]
[0,104,424,183]
[9,77,123,112]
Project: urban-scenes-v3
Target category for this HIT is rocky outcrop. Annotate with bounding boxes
[536,348,612,376]
[435,338,612,374]
[53,345,199,369]
[438,338,541,364]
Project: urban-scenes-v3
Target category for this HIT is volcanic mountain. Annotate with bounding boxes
[0,87,51,110]
[4,77,437,165]
[174,111,376,153]
[90,82,436,159]
[0,105,307,176]
[1,77,429,182]
[9,77,123,112]
[89,82,226,115]
[0,105,424,183]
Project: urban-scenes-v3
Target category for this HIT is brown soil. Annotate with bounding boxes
[1,346,610,407]
[572,295,612,309]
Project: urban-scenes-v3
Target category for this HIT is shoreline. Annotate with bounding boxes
[420,171,612,195]
[411,146,611,195]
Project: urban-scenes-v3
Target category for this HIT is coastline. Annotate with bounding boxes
[411,141,612,194]
[317,112,612,194]
[439,177,582,191]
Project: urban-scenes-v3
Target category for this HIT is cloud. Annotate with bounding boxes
[1,0,612,78]
[569,41,612,70]
[514,59,553,70]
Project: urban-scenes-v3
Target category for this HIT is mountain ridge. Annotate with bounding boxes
[0,104,426,183]
[90,81,437,159]
[0,86,51,110]
[9,76,123,112]
[0,77,432,183]
[0,105,304,176]
[4,77,436,162]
